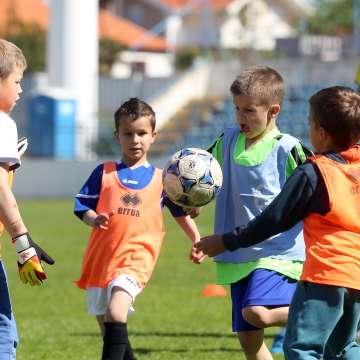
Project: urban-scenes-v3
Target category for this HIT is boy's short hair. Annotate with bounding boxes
[0,39,27,79]
[309,86,360,149]
[114,97,156,131]
[230,66,284,106]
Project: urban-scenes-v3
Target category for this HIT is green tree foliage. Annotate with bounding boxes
[99,38,124,76]
[305,0,354,35]
[3,21,124,75]
[174,47,200,70]
[4,21,46,72]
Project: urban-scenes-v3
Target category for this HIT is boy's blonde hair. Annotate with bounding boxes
[230,66,284,106]
[0,39,27,80]
[309,86,360,150]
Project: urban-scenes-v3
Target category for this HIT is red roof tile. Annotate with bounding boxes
[0,0,49,30]
[99,10,167,51]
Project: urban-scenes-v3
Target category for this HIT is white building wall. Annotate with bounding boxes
[111,51,174,78]
[220,0,297,51]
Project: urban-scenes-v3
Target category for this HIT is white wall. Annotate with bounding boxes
[12,157,167,199]
[221,0,301,51]
[150,60,212,129]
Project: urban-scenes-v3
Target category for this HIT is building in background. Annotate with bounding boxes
[0,0,170,78]
[100,0,312,52]
[0,0,315,78]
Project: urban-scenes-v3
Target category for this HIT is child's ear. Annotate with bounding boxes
[151,131,157,143]
[270,104,281,117]
[318,126,329,140]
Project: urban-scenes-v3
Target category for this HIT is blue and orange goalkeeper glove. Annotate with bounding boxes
[12,233,55,286]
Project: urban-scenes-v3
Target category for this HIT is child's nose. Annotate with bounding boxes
[132,134,141,143]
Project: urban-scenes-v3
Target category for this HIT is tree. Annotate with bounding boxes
[3,21,46,72]
[304,0,354,35]
[99,38,124,76]
[174,47,200,71]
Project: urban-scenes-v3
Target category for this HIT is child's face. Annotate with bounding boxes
[0,66,24,113]
[115,116,156,166]
[233,95,279,144]
[308,110,333,153]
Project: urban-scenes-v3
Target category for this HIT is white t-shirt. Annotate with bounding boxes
[0,112,20,168]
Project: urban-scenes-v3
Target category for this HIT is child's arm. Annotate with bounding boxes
[82,209,116,230]
[195,161,326,256]
[184,207,202,219]
[0,163,54,285]
[0,163,27,236]
[174,215,205,264]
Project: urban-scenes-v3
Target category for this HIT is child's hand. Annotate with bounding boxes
[185,207,202,218]
[194,234,226,257]
[189,242,206,264]
[13,233,55,286]
[94,210,116,230]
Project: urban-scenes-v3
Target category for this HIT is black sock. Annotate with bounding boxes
[124,340,136,360]
[101,322,128,360]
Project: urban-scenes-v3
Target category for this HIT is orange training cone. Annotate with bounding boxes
[201,284,227,297]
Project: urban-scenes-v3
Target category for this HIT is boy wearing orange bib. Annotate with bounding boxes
[196,86,360,359]
[74,98,204,360]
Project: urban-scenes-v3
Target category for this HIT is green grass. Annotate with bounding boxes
[1,199,283,359]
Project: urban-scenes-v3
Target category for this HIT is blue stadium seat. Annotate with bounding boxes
[163,83,354,156]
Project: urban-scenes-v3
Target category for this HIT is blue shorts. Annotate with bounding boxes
[231,268,297,332]
[0,261,18,360]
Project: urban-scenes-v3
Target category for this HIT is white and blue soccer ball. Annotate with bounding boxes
[163,148,223,208]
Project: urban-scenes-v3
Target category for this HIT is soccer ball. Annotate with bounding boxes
[163,148,223,208]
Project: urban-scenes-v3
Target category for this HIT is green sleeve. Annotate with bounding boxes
[207,134,224,166]
[285,142,313,179]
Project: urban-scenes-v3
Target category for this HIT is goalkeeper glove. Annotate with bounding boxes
[17,137,28,157]
[12,233,55,286]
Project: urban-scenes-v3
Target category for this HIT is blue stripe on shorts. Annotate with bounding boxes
[231,268,297,332]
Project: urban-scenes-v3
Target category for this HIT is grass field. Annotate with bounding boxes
[1,199,283,360]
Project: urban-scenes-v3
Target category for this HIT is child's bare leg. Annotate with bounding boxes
[242,306,289,328]
[102,287,133,360]
[238,330,273,360]
[105,287,132,323]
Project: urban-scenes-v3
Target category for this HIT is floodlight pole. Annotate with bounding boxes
[47,0,99,160]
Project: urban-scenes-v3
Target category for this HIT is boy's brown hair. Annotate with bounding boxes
[309,86,360,150]
[114,97,156,132]
[0,39,27,79]
[230,66,284,106]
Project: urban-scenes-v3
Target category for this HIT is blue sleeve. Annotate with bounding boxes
[74,164,103,220]
[162,192,187,217]
[223,161,330,250]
